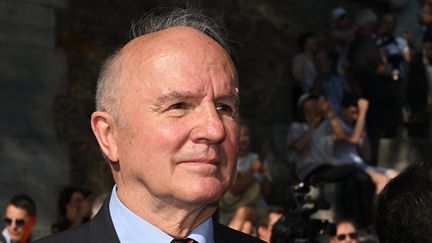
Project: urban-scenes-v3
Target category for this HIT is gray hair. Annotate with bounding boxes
[95,8,230,125]
[131,8,230,53]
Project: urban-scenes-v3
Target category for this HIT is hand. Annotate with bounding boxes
[250,159,262,172]
[357,98,369,113]
[318,99,331,113]
[260,163,270,178]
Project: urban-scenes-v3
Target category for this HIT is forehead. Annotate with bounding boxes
[337,222,356,232]
[119,26,238,87]
[5,204,30,218]
[344,106,358,112]
[302,99,318,109]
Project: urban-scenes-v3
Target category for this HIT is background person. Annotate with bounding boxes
[2,194,36,243]
[334,94,398,194]
[329,220,358,243]
[51,186,91,233]
[219,122,271,234]
[256,206,284,243]
[286,94,376,229]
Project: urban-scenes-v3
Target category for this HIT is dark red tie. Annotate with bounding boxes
[170,238,198,243]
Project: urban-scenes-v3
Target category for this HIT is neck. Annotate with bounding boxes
[115,183,217,238]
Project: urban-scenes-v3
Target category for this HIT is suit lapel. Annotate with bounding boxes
[87,195,121,243]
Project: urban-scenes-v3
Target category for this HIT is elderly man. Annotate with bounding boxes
[35,8,263,243]
[2,194,37,243]
[375,161,432,242]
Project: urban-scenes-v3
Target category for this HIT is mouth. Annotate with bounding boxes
[181,158,220,165]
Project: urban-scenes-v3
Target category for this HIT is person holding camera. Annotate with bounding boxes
[286,93,376,229]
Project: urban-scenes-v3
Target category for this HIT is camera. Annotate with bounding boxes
[270,165,357,243]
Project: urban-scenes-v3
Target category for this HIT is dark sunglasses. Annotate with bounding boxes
[337,232,357,241]
[4,217,26,227]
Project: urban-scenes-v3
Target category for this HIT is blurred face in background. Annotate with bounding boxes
[302,98,321,126]
[341,105,359,124]
[238,125,251,156]
[379,14,395,35]
[65,191,90,222]
[331,221,358,243]
[336,15,351,30]
[304,36,318,53]
[315,50,333,76]
[4,204,36,243]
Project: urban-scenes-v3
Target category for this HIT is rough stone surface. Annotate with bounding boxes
[0,0,68,238]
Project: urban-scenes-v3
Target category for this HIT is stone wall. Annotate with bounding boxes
[0,0,68,237]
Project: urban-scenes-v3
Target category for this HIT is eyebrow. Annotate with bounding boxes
[153,90,239,110]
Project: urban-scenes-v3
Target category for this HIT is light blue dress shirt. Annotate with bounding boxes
[109,186,214,243]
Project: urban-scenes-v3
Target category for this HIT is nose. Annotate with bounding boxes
[191,103,226,144]
[10,221,19,230]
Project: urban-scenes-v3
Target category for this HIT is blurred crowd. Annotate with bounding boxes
[215,4,432,242]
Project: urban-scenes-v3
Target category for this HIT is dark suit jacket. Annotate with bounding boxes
[33,196,264,243]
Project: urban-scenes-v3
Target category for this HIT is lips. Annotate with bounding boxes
[180,158,219,165]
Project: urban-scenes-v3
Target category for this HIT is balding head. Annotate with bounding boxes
[95,8,231,125]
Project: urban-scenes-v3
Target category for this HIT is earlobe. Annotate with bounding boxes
[91,111,119,162]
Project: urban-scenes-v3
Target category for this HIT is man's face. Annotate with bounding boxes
[304,37,318,53]
[66,191,89,221]
[302,99,321,125]
[330,222,358,243]
[110,27,239,207]
[380,14,395,34]
[341,106,359,124]
[4,204,35,243]
[238,125,251,156]
[315,51,332,75]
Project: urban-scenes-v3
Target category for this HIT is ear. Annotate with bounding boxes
[91,111,119,162]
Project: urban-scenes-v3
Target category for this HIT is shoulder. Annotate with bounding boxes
[213,221,265,243]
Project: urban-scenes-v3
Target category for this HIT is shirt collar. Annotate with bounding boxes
[109,186,214,243]
[2,228,10,243]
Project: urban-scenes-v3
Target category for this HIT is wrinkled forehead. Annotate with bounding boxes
[119,26,237,82]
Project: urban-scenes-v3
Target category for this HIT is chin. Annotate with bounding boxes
[183,180,226,203]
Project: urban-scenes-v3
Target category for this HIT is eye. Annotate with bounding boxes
[216,103,233,113]
[216,103,238,118]
[168,102,187,110]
